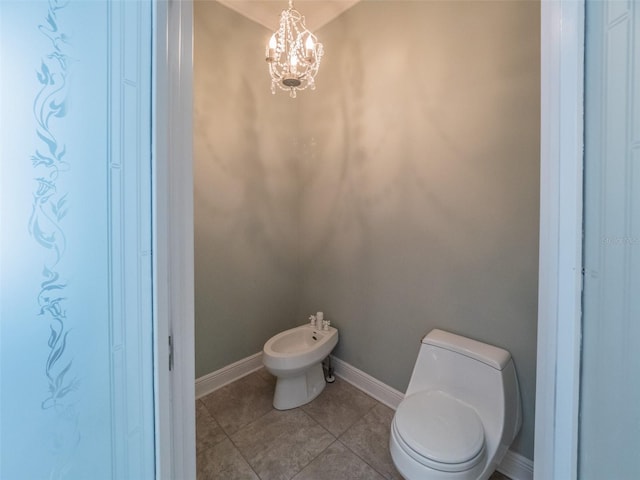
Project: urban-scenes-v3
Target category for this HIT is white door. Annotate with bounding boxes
[536,1,640,478]
[1,2,158,478]
[579,1,640,478]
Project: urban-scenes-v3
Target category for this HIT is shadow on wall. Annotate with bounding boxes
[194,0,540,463]
[193,1,301,378]
[294,0,540,461]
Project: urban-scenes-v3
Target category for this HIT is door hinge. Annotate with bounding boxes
[169,335,174,371]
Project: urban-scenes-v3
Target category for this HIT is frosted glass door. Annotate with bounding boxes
[0,1,155,479]
[580,1,640,478]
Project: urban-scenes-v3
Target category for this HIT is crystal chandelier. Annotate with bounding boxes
[265,0,324,98]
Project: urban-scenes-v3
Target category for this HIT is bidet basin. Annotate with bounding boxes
[263,324,338,377]
[263,323,339,409]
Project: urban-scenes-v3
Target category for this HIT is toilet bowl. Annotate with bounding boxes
[263,324,338,410]
[389,329,522,480]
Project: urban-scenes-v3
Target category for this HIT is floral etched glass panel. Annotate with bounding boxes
[0,1,155,478]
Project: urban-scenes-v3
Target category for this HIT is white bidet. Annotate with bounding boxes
[263,324,338,410]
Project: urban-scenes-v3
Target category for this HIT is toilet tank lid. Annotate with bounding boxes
[422,329,511,370]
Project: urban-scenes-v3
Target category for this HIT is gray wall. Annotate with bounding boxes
[194,1,301,378]
[296,0,540,458]
[194,0,539,460]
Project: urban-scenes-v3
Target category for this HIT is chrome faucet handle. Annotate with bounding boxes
[323,320,330,330]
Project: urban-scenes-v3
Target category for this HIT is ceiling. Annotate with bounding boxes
[216,0,361,31]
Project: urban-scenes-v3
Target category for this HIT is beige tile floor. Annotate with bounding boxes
[196,369,512,480]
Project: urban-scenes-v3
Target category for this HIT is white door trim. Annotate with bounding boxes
[535,1,585,479]
[154,1,195,479]
[157,1,588,478]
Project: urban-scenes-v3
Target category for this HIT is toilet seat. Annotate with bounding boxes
[393,390,486,473]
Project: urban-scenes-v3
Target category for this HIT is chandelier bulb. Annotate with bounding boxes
[266,33,277,61]
[305,35,315,59]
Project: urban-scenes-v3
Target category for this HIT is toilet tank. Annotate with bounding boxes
[404,329,522,455]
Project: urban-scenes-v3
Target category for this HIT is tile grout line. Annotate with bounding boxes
[223,403,339,480]
[335,403,394,480]
[335,437,389,480]
[197,370,513,480]
[197,386,271,479]
[225,428,262,479]
[293,390,387,479]
[200,371,276,439]
[198,371,395,480]
[222,403,279,478]
[195,399,229,455]
[285,407,338,480]
[289,438,340,480]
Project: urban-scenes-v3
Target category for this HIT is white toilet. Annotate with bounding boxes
[262,323,338,410]
[390,329,521,480]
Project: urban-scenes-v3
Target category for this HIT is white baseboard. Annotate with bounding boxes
[195,352,263,399]
[497,450,534,480]
[194,353,534,480]
[330,356,404,409]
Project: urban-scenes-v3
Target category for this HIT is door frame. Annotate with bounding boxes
[535,1,585,479]
[155,1,196,479]
[159,0,589,478]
